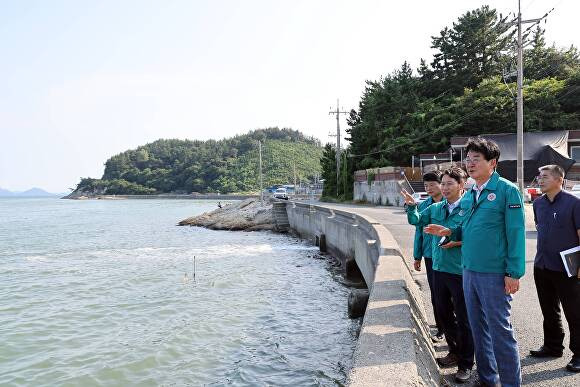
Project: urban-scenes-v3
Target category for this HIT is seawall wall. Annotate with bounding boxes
[353,180,407,207]
[285,202,440,386]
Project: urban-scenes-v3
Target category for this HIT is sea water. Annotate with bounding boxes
[0,198,358,386]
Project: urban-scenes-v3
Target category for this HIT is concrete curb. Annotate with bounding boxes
[285,202,440,386]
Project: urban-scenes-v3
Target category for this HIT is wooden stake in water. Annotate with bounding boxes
[193,256,196,282]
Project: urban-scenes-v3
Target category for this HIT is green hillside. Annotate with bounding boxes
[74,128,323,195]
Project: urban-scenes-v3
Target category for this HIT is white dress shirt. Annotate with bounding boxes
[472,176,492,201]
[447,197,461,214]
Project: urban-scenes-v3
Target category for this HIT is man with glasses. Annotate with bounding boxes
[530,164,580,373]
[425,138,525,387]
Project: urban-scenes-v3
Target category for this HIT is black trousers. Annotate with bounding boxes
[433,270,475,370]
[534,266,580,356]
[424,257,443,332]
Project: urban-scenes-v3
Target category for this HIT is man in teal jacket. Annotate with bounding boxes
[425,138,525,387]
[412,171,444,340]
[404,167,474,383]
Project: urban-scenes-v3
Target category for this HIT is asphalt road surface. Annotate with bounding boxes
[317,202,579,386]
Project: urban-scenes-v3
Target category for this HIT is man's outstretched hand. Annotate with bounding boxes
[424,224,452,236]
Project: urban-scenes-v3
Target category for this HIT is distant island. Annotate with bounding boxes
[0,187,62,197]
[68,127,323,197]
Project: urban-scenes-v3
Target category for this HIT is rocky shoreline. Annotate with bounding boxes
[178,198,277,231]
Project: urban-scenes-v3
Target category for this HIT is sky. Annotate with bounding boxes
[1,0,579,193]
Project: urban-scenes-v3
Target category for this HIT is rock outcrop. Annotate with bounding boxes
[178,198,277,231]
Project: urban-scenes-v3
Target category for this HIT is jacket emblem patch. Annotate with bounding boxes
[487,193,496,202]
[508,204,521,209]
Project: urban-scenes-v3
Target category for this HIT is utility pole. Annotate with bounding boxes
[329,99,349,196]
[503,1,544,193]
[343,152,347,197]
[293,162,297,197]
[258,140,263,204]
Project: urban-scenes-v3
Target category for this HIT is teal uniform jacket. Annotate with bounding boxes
[452,171,526,279]
[413,197,435,260]
[407,198,465,275]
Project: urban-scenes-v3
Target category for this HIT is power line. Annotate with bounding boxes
[520,6,555,41]
[556,84,580,102]
[348,95,503,159]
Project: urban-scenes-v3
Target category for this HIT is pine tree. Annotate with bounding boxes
[430,6,513,94]
[320,144,337,198]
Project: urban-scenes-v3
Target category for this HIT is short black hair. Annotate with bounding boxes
[423,170,442,183]
[442,167,467,184]
[465,137,501,162]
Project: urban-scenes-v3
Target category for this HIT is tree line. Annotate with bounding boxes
[321,6,580,200]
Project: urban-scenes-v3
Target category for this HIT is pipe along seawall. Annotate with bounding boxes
[284,202,440,386]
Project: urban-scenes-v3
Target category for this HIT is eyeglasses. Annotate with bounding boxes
[464,158,483,165]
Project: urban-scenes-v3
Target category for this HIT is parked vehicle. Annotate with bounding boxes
[412,192,429,203]
[525,187,541,202]
[272,188,289,200]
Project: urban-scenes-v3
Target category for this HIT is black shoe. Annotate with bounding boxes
[471,377,500,387]
[567,356,580,373]
[437,352,459,367]
[431,331,445,343]
[529,346,563,358]
[454,368,472,383]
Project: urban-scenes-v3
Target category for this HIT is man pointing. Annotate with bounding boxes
[425,138,525,387]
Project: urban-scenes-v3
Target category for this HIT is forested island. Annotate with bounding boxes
[70,128,322,196]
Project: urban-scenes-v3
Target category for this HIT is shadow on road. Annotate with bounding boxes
[522,368,579,385]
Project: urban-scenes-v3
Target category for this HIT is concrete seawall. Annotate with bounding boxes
[285,202,440,386]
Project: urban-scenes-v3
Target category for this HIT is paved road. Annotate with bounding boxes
[318,203,579,386]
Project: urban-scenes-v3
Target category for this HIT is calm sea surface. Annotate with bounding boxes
[0,198,359,386]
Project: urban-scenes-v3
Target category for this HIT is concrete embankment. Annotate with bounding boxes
[285,202,440,386]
